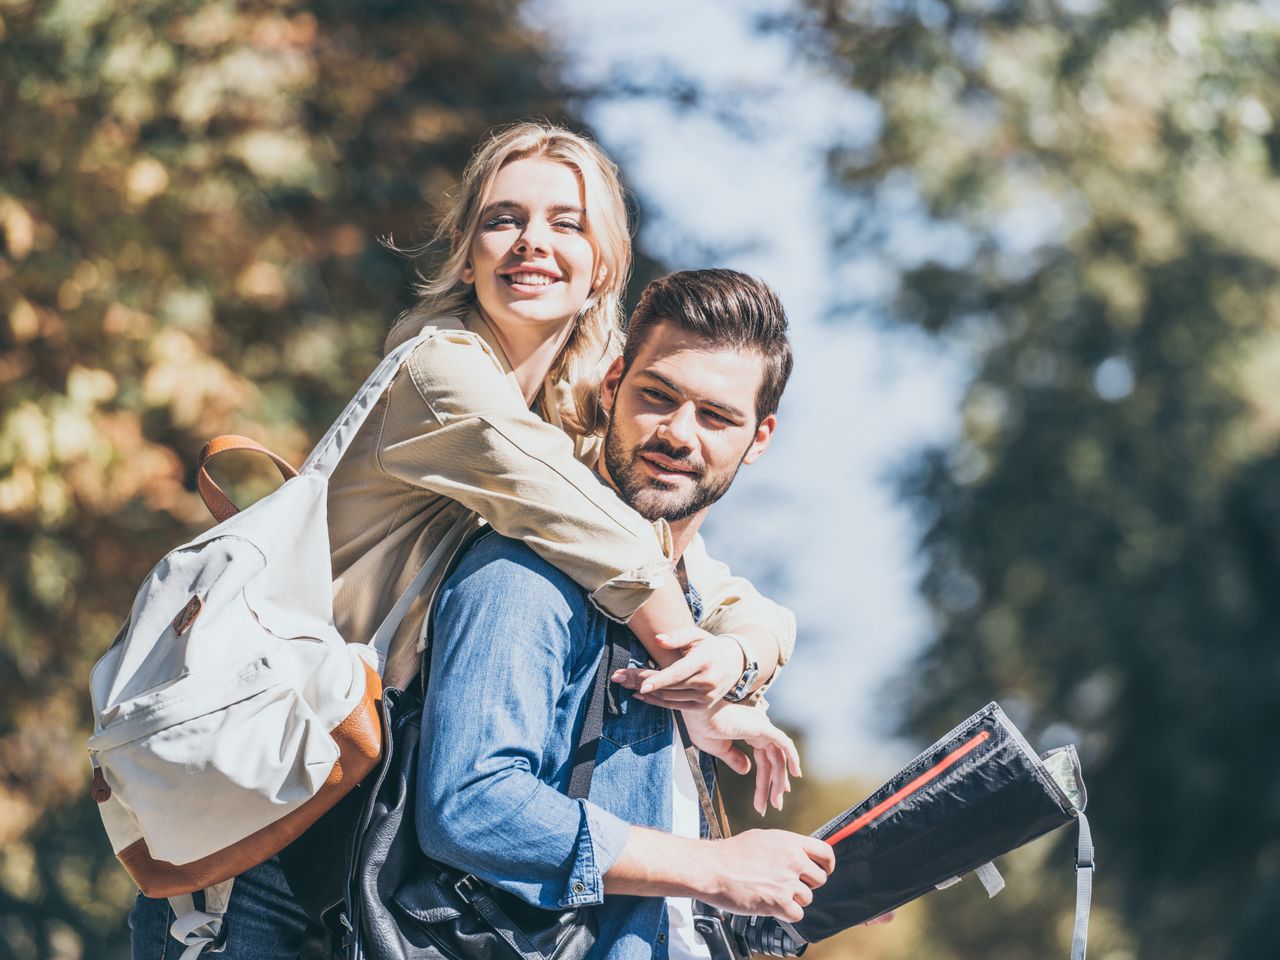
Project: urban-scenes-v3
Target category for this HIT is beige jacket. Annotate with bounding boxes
[326,311,796,689]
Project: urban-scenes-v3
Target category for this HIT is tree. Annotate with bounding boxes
[0,1,579,955]
[788,2,1280,957]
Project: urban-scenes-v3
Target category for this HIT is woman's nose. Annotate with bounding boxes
[514,221,551,257]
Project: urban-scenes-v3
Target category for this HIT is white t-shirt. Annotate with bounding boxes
[666,729,711,959]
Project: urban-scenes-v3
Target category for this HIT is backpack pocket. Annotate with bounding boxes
[89,656,340,865]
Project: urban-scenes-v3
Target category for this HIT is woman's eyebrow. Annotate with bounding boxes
[480,200,525,217]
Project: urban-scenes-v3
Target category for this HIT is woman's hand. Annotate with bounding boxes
[610,626,745,708]
[674,701,801,815]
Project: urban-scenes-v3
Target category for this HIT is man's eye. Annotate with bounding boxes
[641,389,671,404]
[703,410,733,426]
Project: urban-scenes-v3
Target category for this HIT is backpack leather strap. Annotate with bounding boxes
[197,435,300,523]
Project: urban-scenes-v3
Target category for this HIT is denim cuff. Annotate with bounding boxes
[560,799,632,908]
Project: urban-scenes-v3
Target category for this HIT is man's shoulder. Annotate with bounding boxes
[443,530,591,615]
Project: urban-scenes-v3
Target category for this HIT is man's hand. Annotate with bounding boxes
[611,626,745,707]
[699,829,835,923]
[677,702,800,814]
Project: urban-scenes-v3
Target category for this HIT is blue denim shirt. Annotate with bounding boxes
[417,530,702,960]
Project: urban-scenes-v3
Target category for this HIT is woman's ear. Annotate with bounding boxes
[454,230,475,284]
[599,356,626,414]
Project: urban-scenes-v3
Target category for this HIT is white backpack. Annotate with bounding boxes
[88,323,472,958]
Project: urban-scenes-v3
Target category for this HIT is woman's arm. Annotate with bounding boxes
[377,330,742,692]
[621,532,796,706]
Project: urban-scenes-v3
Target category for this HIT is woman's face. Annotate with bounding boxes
[464,156,601,336]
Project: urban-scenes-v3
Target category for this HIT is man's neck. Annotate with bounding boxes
[595,457,708,562]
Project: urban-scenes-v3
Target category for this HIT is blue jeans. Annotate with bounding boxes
[129,856,324,960]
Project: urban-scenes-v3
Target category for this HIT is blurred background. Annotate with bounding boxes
[4,0,1280,957]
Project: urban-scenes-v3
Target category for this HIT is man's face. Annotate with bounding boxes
[601,320,776,523]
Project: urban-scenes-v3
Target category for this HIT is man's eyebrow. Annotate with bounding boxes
[642,370,749,422]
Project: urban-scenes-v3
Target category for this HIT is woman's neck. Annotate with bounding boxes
[478,307,577,404]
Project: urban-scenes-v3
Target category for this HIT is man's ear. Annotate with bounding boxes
[599,356,626,413]
[741,413,777,466]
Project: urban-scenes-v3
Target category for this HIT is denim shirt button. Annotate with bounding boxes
[658,933,668,944]
[572,881,586,894]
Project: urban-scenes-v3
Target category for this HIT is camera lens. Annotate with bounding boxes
[738,916,807,957]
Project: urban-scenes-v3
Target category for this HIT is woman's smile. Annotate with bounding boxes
[465,157,597,332]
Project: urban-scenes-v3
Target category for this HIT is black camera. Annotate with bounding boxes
[691,902,807,960]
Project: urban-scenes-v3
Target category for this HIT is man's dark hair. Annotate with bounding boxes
[621,269,794,422]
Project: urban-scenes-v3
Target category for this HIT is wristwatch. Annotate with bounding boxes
[720,634,760,703]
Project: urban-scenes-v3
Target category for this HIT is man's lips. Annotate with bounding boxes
[639,451,700,478]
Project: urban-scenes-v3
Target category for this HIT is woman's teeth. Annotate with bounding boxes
[506,273,558,286]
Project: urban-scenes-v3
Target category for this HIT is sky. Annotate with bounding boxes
[528,0,971,777]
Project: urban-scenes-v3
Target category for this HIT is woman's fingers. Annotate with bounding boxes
[752,745,772,815]
[708,740,752,776]
[770,746,790,810]
[610,666,656,689]
[651,625,709,651]
[633,690,714,708]
[636,655,709,696]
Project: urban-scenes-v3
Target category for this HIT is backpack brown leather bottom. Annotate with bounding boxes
[116,660,383,899]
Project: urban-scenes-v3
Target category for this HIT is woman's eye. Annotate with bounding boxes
[554,219,584,232]
[484,215,520,228]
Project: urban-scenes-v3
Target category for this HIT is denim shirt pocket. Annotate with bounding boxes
[601,635,668,748]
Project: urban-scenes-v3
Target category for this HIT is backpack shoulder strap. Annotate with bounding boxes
[302,316,466,480]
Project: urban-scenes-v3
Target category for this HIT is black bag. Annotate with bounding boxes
[335,633,629,960]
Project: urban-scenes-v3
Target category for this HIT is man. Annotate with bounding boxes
[416,269,839,960]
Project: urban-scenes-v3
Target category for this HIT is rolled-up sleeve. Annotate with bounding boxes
[377,331,669,622]
[416,534,632,909]
[684,533,797,681]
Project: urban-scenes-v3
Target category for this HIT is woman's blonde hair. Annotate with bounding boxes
[386,121,632,434]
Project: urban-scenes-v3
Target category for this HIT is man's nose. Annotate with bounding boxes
[658,402,699,448]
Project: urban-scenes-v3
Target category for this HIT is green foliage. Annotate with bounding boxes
[794,1,1280,957]
[0,1,574,955]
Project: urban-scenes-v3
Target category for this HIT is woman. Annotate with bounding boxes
[131,121,799,959]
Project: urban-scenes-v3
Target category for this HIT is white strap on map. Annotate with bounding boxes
[974,861,1005,898]
[168,879,234,959]
[1071,812,1094,960]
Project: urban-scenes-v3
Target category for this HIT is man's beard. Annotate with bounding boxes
[603,426,744,523]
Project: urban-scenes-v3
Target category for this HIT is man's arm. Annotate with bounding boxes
[604,827,835,924]
[416,534,632,910]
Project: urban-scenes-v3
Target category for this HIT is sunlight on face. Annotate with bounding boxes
[603,321,774,523]
[464,156,600,337]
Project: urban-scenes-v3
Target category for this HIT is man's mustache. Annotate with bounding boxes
[635,440,705,477]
